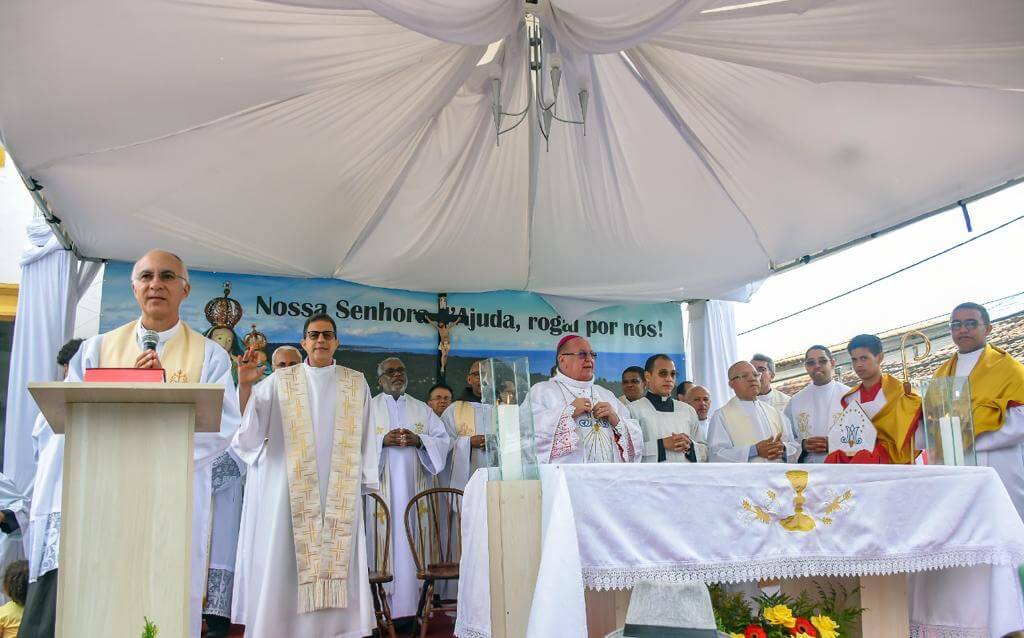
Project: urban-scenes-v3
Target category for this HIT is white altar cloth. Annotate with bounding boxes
[455,464,1024,638]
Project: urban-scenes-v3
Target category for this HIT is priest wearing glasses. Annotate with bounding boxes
[530,335,643,464]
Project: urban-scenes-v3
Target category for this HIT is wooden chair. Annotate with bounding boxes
[404,487,464,638]
[365,492,396,638]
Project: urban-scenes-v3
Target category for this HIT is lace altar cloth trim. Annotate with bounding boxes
[582,548,1024,590]
[454,619,490,638]
[910,623,988,638]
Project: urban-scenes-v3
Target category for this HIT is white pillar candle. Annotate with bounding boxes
[938,416,956,466]
[950,416,965,466]
[497,404,523,481]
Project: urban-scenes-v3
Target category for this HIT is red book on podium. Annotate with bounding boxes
[84,368,166,383]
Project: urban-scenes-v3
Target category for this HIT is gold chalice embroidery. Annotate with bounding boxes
[738,471,855,532]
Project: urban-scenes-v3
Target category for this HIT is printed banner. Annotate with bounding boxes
[100,261,684,399]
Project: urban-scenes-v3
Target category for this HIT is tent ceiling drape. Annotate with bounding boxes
[1,0,1022,303]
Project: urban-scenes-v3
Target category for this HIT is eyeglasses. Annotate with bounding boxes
[275,361,300,369]
[950,319,982,331]
[804,358,831,367]
[730,372,759,382]
[559,351,598,360]
[133,270,187,284]
[468,371,480,378]
[381,367,406,377]
[305,330,336,341]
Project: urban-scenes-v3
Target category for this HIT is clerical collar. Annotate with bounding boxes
[384,393,407,403]
[553,370,593,389]
[644,391,674,412]
[304,361,335,372]
[135,318,181,346]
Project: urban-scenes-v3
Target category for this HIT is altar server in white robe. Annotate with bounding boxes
[441,360,491,491]
[708,361,800,463]
[370,357,450,620]
[531,335,643,464]
[63,250,240,637]
[933,302,1024,519]
[785,346,850,463]
[628,354,706,463]
[230,345,303,628]
[752,354,791,414]
[684,385,713,443]
[21,339,83,638]
[233,314,377,637]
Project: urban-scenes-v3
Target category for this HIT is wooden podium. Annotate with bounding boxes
[29,382,224,638]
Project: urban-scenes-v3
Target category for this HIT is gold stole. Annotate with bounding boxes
[720,397,784,448]
[841,374,921,464]
[934,344,1024,436]
[277,364,365,613]
[99,320,205,383]
[454,401,476,436]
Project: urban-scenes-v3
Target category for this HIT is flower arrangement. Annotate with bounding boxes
[710,581,863,638]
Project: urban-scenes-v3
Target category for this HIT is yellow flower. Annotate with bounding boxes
[729,634,744,638]
[811,614,840,638]
[763,604,796,628]
[795,634,814,638]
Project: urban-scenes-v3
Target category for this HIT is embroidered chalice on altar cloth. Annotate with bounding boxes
[779,470,816,532]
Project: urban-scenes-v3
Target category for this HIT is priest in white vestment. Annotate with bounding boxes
[369,357,450,621]
[531,335,643,464]
[618,366,646,405]
[708,361,800,463]
[63,250,241,637]
[784,346,850,464]
[683,385,713,443]
[231,345,303,627]
[752,354,791,414]
[441,360,491,491]
[628,355,706,463]
[233,314,377,637]
[933,303,1024,520]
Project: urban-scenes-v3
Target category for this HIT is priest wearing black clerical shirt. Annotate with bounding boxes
[627,354,707,463]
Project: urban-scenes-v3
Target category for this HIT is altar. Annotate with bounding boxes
[456,463,1024,638]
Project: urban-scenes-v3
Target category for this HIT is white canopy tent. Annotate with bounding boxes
[0,0,1022,305]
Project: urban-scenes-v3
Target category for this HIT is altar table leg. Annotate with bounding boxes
[584,588,631,638]
[487,480,542,638]
[859,574,909,637]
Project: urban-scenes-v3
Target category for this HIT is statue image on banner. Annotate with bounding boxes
[204,282,246,379]
[422,294,462,375]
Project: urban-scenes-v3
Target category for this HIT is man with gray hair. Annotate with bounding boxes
[751,353,790,414]
[271,345,303,369]
[368,357,450,623]
[61,249,240,637]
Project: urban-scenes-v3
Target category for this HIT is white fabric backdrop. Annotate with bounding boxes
[0,0,1021,303]
[3,218,100,492]
[686,300,737,403]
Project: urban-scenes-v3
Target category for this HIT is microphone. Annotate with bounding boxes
[141,330,159,352]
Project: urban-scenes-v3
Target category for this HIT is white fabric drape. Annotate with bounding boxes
[3,218,99,491]
[686,300,737,405]
[0,1,1022,302]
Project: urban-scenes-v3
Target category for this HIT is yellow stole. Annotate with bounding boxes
[933,344,1024,436]
[99,320,205,383]
[276,364,365,613]
[453,400,476,436]
[720,397,785,447]
[841,374,921,464]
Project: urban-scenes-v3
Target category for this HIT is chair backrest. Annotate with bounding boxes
[404,487,464,573]
[364,492,391,575]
